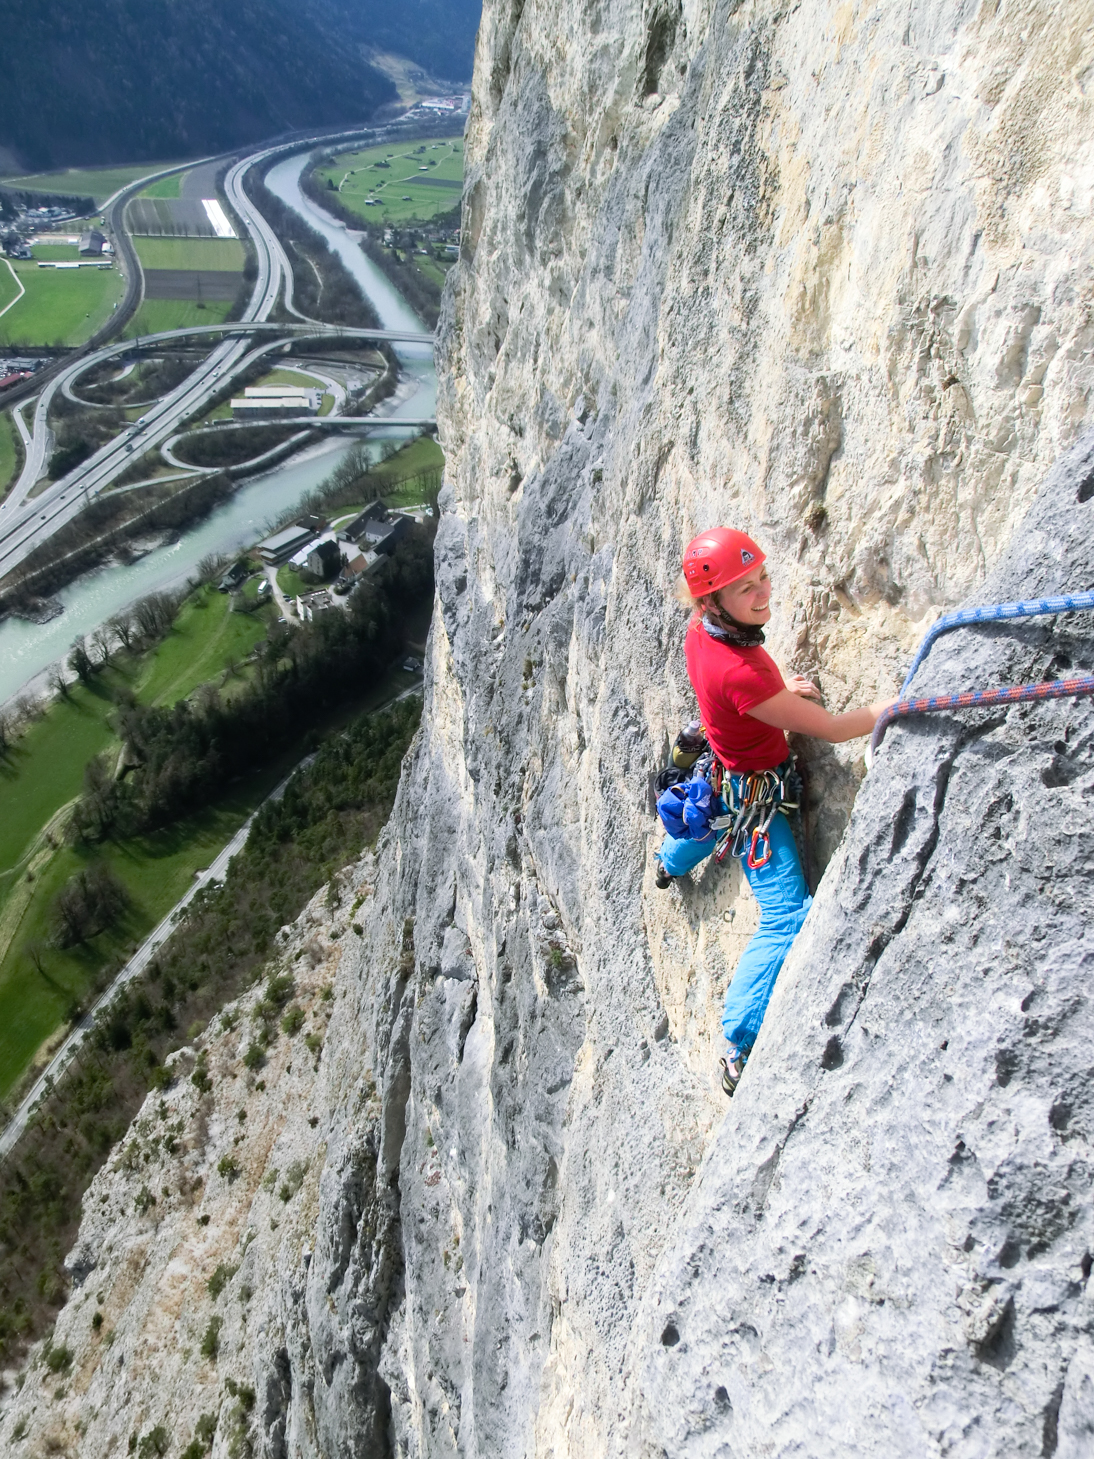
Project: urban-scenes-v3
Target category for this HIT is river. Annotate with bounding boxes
[0,151,436,710]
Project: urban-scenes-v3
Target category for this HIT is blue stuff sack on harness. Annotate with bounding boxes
[656,777,718,843]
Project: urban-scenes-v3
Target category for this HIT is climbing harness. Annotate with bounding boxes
[873,590,1094,754]
[655,723,800,870]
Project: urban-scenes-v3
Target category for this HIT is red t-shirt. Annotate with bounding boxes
[684,619,789,772]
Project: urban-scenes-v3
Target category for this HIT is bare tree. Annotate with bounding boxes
[0,710,12,755]
[68,639,94,683]
[90,625,114,666]
[47,665,70,701]
[12,693,41,727]
[107,611,135,652]
[133,592,176,642]
[25,940,47,976]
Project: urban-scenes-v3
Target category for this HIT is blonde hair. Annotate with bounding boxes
[674,573,707,613]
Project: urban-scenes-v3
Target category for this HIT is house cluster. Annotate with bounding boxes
[382,224,460,261]
[20,204,77,226]
[258,503,414,595]
[403,94,471,121]
[231,385,321,421]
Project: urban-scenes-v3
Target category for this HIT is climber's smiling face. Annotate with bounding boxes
[714,561,771,625]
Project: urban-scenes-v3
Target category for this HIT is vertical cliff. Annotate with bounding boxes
[5,2,1094,1457]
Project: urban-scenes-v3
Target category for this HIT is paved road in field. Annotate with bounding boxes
[0,757,310,1163]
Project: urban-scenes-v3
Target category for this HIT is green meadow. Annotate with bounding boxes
[125,297,233,338]
[0,585,274,1098]
[313,136,464,226]
[133,236,245,271]
[0,247,124,347]
[1,161,191,206]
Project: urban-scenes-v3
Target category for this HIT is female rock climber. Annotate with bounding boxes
[656,528,894,1096]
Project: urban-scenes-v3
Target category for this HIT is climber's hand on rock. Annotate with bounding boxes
[785,674,821,699]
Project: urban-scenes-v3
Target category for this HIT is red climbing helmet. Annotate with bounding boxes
[682,528,765,595]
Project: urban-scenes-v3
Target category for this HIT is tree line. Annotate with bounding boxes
[243,167,381,332]
[66,528,434,844]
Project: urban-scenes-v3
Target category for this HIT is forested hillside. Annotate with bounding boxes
[0,0,481,170]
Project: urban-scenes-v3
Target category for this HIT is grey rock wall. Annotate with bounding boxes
[627,434,1094,1456]
[6,2,1094,1457]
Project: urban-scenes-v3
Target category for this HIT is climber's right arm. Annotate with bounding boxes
[746,690,897,744]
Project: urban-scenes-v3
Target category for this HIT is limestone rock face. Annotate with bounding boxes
[7,2,1094,1457]
[627,435,1094,1456]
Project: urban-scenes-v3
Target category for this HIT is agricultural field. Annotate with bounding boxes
[313,136,464,225]
[133,236,244,271]
[0,585,276,1096]
[0,245,124,347]
[125,297,233,338]
[134,236,244,319]
[1,161,190,206]
[139,173,184,199]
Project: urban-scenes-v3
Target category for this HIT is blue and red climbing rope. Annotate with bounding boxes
[872,589,1094,754]
[899,590,1094,695]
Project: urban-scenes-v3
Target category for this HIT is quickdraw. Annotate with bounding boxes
[656,727,800,868]
[710,760,800,868]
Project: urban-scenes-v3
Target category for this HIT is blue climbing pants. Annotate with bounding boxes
[658,811,811,1050]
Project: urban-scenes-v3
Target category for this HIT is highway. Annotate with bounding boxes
[0,128,435,589]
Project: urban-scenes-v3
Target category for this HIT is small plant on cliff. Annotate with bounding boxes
[138,1426,170,1458]
[279,1005,304,1036]
[182,1408,218,1459]
[207,1262,239,1299]
[223,1377,256,1459]
[184,1412,218,1455]
[242,1043,265,1072]
[216,1155,240,1182]
[200,1315,223,1361]
[278,1160,307,1203]
[134,1185,156,1215]
[44,1340,72,1372]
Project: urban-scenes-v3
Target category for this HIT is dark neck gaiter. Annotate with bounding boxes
[701,609,766,649]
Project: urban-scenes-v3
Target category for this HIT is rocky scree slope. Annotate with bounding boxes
[5,0,1094,1457]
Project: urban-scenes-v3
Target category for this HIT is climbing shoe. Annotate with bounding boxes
[654,858,672,890]
[720,1052,747,1098]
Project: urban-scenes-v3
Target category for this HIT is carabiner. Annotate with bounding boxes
[747,827,772,869]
